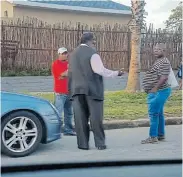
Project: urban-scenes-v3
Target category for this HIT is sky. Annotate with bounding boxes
[115,0,180,29]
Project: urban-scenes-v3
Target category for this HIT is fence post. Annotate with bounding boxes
[51,27,54,61]
[77,23,80,46]
[81,24,84,34]
[1,24,6,69]
[127,30,131,71]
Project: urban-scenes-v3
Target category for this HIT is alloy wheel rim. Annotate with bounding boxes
[2,116,38,153]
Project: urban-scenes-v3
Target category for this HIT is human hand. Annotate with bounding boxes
[118,71,124,76]
[59,70,68,79]
[62,70,68,77]
[149,87,158,93]
[118,69,125,76]
[59,75,65,79]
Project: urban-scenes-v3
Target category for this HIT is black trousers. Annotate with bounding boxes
[72,95,105,149]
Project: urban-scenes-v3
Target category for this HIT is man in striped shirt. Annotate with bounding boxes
[142,43,171,144]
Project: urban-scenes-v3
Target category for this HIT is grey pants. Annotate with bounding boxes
[72,95,105,149]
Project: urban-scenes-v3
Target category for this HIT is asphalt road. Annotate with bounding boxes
[1,73,145,92]
[2,125,182,167]
[2,71,178,92]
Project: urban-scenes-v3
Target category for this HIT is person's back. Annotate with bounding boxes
[177,63,182,78]
[68,32,124,150]
[69,45,104,100]
[177,62,182,90]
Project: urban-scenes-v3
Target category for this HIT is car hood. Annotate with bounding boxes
[1,92,49,104]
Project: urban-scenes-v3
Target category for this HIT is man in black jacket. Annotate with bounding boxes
[68,32,124,150]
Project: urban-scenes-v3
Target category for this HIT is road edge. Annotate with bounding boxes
[103,117,182,130]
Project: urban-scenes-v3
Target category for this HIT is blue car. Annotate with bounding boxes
[1,91,61,157]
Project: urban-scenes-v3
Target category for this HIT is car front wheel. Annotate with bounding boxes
[1,111,43,157]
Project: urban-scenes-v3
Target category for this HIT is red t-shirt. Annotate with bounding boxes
[52,59,68,94]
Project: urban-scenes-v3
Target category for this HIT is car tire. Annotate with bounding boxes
[1,111,43,157]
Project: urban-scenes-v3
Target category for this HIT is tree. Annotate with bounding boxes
[165,2,182,32]
[126,0,146,92]
[125,20,141,92]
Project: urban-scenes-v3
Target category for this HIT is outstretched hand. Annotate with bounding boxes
[118,68,125,76]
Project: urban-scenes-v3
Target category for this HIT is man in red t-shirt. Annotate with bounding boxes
[52,47,76,136]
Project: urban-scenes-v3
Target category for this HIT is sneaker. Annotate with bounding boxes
[141,137,159,144]
[158,135,165,141]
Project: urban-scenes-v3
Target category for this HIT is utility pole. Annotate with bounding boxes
[126,0,146,92]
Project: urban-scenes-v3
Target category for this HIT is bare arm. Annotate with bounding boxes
[152,76,168,91]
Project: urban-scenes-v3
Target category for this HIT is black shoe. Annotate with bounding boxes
[78,147,89,150]
[64,131,76,136]
[97,145,107,150]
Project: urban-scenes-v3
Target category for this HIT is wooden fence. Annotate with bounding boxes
[1,18,182,73]
[141,24,182,70]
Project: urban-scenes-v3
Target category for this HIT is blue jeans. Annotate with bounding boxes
[147,88,171,137]
[54,94,73,134]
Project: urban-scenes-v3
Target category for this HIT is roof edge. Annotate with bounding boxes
[10,1,132,15]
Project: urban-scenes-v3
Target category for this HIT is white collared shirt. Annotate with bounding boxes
[80,44,118,78]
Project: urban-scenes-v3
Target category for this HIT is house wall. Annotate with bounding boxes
[13,6,131,26]
[0,0,14,18]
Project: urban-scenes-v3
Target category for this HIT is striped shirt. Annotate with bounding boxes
[142,57,171,93]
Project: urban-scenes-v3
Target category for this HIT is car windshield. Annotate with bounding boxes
[1,0,182,176]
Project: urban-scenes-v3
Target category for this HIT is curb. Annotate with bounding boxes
[103,117,182,130]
